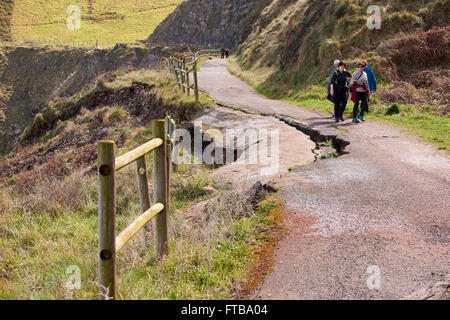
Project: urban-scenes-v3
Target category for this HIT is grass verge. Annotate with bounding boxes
[0,162,280,299]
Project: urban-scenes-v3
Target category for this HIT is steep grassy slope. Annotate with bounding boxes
[234,0,449,91]
[228,0,449,150]
[10,0,181,44]
[0,43,167,154]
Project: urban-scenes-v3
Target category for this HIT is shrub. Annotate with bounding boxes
[42,155,70,179]
[335,5,347,18]
[172,174,213,203]
[385,103,401,115]
[107,106,126,124]
[18,171,91,216]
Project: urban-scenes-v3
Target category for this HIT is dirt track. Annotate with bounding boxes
[197,59,450,299]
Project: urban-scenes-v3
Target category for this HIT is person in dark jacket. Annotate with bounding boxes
[327,59,341,95]
[221,48,225,59]
[330,61,352,123]
[327,59,340,118]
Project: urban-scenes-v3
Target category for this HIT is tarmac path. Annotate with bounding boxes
[197,59,450,299]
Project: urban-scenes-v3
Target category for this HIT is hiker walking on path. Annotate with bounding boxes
[330,61,352,123]
[327,59,340,117]
[351,62,370,123]
[225,48,230,59]
[327,59,340,96]
[221,48,225,59]
[362,60,377,113]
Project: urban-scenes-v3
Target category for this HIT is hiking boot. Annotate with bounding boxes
[340,116,345,122]
[335,117,339,123]
[352,118,360,123]
[358,115,366,122]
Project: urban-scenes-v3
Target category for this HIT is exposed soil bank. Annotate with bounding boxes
[0,43,163,154]
[0,79,198,184]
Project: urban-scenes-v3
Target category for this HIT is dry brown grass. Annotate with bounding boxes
[378,26,450,71]
[0,158,277,299]
[18,171,92,217]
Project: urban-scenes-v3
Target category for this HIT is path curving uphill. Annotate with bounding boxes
[197,59,450,299]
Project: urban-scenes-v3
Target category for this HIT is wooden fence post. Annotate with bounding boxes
[186,66,191,96]
[165,118,172,210]
[98,141,116,300]
[136,155,152,234]
[175,68,181,89]
[170,118,178,173]
[193,59,199,104]
[152,120,169,259]
[181,58,187,94]
[175,58,182,90]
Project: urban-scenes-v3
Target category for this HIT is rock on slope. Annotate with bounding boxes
[147,0,270,48]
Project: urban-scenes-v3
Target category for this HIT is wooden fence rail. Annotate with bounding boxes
[168,49,221,103]
[97,117,175,300]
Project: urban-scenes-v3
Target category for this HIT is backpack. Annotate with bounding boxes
[349,72,363,93]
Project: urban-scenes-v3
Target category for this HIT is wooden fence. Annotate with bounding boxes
[168,49,221,103]
[97,115,176,300]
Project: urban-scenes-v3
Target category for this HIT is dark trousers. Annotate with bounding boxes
[334,91,347,119]
[353,92,368,118]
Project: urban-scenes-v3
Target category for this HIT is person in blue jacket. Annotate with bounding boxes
[362,60,377,113]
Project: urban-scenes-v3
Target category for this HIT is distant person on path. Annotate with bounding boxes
[350,62,370,123]
[362,60,377,113]
[221,48,225,59]
[225,48,230,59]
[330,61,351,123]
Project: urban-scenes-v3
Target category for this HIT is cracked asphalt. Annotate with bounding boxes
[197,59,450,299]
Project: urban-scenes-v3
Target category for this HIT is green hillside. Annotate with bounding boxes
[228,0,449,150]
[10,0,182,44]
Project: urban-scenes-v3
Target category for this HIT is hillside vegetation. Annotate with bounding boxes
[144,0,449,150]
[233,0,449,95]
[0,67,280,299]
[8,0,182,44]
[230,0,449,150]
[0,42,171,154]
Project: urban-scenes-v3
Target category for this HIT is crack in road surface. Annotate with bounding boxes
[197,59,450,300]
